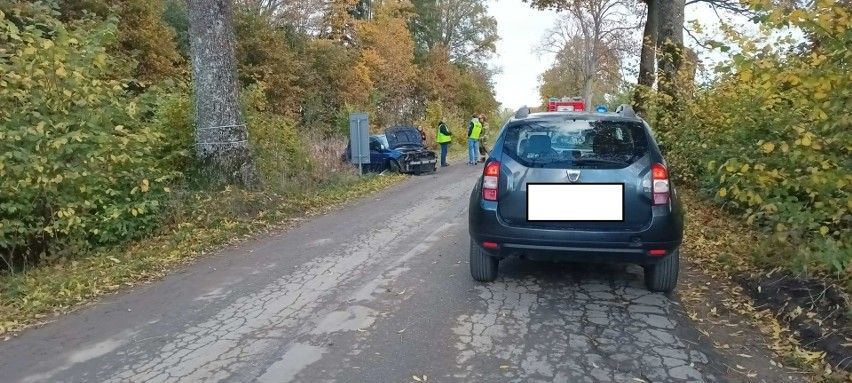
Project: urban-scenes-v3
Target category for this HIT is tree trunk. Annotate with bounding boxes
[187,0,259,188]
[583,75,594,112]
[583,35,595,111]
[654,0,685,135]
[633,0,658,116]
[656,0,685,99]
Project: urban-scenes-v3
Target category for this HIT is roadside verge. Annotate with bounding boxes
[0,174,407,338]
[678,188,851,381]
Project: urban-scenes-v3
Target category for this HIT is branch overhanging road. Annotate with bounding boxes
[1,164,734,383]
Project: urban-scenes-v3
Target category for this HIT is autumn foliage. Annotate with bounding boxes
[0,0,500,269]
[645,0,851,283]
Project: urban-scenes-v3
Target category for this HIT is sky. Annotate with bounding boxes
[485,1,757,110]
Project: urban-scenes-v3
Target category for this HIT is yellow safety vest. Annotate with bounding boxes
[436,123,451,143]
[469,119,482,139]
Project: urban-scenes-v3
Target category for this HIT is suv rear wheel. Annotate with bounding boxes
[469,240,498,282]
[643,249,680,292]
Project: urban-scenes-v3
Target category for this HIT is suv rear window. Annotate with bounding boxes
[502,118,650,168]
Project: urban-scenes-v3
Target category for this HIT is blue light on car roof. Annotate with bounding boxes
[596,105,608,113]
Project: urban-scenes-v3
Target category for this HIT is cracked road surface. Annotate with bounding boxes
[0,164,730,383]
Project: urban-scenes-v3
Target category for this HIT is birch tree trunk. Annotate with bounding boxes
[187,0,259,188]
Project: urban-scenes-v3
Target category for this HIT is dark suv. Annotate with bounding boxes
[467,105,684,292]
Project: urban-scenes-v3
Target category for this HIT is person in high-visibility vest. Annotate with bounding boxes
[436,117,452,167]
[467,114,484,165]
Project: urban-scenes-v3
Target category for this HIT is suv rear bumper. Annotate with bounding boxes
[469,199,683,265]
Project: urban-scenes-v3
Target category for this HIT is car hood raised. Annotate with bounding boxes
[385,126,423,149]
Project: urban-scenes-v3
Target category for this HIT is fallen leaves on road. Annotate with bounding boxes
[412,374,427,381]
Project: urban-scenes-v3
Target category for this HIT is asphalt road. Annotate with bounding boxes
[0,163,728,383]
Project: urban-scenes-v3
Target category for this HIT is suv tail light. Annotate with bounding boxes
[652,163,669,205]
[482,161,500,201]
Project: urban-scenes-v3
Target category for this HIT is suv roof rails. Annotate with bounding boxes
[514,105,531,119]
[615,104,637,119]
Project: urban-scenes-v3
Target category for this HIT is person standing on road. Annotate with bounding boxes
[436,117,452,167]
[478,116,490,162]
[467,114,484,165]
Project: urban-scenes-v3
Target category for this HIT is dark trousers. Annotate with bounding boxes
[440,142,449,165]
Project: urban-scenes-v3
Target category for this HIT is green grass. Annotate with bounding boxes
[0,173,407,335]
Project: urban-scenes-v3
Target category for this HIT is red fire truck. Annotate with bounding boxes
[546,96,586,112]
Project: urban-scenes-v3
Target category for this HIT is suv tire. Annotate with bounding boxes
[469,240,498,282]
[643,249,680,292]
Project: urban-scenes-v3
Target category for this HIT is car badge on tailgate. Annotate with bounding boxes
[566,170,581,182]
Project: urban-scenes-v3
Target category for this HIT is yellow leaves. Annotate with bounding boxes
[141,179,149,193]
[789,9,806,22]
[23,46,36,55]
[41,40,53,49]
[55,66,67,78]
[719,188,728,197]
[50,138,67,149]
[760,142,775,153]
[787,74,800,86]
[740,70,753,82]
[93,53,107,68]
[820,226,829,236]
[780,142,789,153]
[801,135,812,147]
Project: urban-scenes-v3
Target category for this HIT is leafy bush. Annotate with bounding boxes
[648,0,851,279]
[241,83,314,189]
[0,6,179,269]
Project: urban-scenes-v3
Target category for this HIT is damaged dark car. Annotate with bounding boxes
[341,126,438,175]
